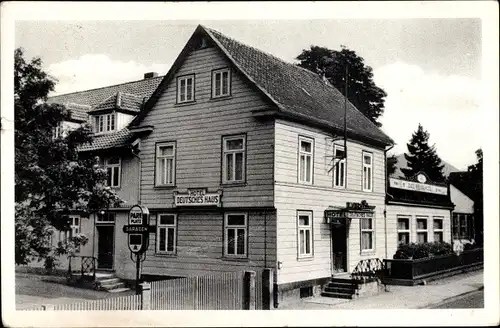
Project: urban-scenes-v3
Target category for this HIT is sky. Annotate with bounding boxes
[14,18,483,170]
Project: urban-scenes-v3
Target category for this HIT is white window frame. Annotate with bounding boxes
[156,214,177,254]
[433,217,444,242]
[224,213,248,258]
[397,216,411,245]
[362,152,373,192]
[177,75,195,103]
[333,144,346,188]
[222,135,246,184]
[155,142,176,186]
[52,123,61,140]
[360,217,375,251]
[298,136,314,184]
[416,217,428,243]
[297,211,313,258]
[70,216,81,252]
[212,68,231,98]
[94,113,116,133]
[105,157,121,188]
[96,212,115,224]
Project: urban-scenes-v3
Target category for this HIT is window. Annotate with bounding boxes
[417,217,428,243]
[433,217,444,242]
[212,68,231,98]
[156,142,176,186]
[362,152,373,192]
[397,216,411,245]
[97,212,115,223]
[222,135,246,184]
[52,124,61,140]
[453,213,472,239]
[94,114,116,133]
[157,214,177,254]
[105,157,121,188]
[297,211,313,258]
[298,137,313,184]
[177,75,195,103]
[224,213,247,257]
[333,145,346,188]
[58,217,80,248]
[361,217,374,251]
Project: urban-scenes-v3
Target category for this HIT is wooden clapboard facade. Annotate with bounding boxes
[41,25,461,303]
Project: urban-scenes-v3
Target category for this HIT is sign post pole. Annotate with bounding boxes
[136,253,141,295]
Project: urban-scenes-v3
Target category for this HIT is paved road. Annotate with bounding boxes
[430,290,484,309]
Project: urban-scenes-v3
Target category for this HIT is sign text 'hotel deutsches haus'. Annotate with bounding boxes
[174,189,223,207]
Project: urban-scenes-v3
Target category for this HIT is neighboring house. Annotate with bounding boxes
[28,73,163,272]
[392,153,459,179]
[449,183,476,249]
[386,172,455,258]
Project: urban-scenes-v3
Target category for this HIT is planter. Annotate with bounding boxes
[384,248,483,284]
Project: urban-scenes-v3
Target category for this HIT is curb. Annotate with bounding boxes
[419,286,484,309]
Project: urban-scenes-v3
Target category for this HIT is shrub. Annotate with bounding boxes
[393,241,453,260]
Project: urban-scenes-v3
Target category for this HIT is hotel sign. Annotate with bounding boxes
[389,177,447,195]
[174,189,222,207]
[325,200,375,225]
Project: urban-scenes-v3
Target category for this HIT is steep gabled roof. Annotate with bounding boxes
[89,92,144,114]
[78,127,135,152]
[131,25,393,147]
[47,76,163,122]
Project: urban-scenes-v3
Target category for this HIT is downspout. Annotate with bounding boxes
[264,209,267,268]
[130,144,142,205]
[384,144,395,259]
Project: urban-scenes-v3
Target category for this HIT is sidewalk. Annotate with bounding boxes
[278,270,484,310]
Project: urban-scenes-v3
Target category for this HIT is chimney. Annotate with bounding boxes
[144,72,158,79]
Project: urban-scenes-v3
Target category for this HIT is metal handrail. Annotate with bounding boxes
[351,258,385,282]
[68,255,97,280]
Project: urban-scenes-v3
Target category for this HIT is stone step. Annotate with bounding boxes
[108,287,131,293]
[99,278,121,285]
[327,281,359,289]
[330,278,359,284]
[324,286,356,294]
[321,291,357,299]
[101,282,126,290]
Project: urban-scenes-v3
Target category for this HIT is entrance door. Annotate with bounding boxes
[331,225,347,273]
[97,225,114,270]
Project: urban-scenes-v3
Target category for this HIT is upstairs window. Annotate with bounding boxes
[212,68,231,98]
[156,142,176,186]
[177,74,195,103]
[298,137,313,184]
[362,152,373,192]
[222,135,246,184]
[95,114,116,133]
[105,157,121,188]
[333,145,346,188]
[52,124,61,140]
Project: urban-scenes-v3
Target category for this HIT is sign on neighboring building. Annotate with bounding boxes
[173,189,223,207]
[389,176,447,195]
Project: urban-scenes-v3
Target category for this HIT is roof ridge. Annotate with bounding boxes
[48,75,164,100]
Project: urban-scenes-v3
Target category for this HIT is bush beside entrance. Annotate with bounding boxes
[393,242,453,260]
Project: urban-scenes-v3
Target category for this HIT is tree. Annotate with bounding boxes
[15,48,122,267]
[386,154,398,177]
[400,124,445,182]
[467,149,483,245]
[296,45,387,127]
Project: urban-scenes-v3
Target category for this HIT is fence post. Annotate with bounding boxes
[41,304,54,311]
[140,282,151,310]
[243,271,256,310]
[262,268,274,310]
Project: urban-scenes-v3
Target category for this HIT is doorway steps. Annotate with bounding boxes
[94,272,130,293]
[321,277,360,299]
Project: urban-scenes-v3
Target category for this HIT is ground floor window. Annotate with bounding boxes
[397,216,411,245]
[297,211,313,258]
[453,213,473,239]
[157,214,177,254]
[433,217,444,242]
[360,217,374,251]
[416,217,428,243]
[224,213,247,258]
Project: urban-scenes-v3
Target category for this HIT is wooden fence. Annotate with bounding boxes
[20,294,141,311]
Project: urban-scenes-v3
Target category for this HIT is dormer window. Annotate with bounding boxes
[95,113,116,133]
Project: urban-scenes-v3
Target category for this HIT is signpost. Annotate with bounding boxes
[123,205,153,294]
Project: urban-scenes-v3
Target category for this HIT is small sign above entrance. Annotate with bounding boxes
[173,188,222,207]
[324,200,375,225]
